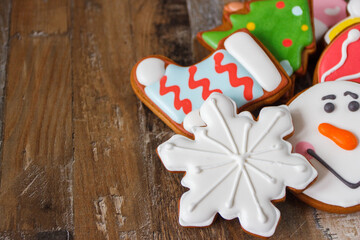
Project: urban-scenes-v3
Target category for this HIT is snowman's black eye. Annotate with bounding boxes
[348,101,359,112]
[324,102,335,113]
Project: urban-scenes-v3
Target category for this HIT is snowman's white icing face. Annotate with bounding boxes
[289,81,360,208]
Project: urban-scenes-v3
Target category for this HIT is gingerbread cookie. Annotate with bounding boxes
[316,23,360,83]
[288,81,360,213]
[131,30,290,137]
[324,0,360,44]
[313,0,347,40]
[197,0,315,77]
[288,22,360,212]
[157,93,317,238]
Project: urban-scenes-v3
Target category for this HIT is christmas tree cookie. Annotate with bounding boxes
[131,30,290,138]
[197,0,316,78]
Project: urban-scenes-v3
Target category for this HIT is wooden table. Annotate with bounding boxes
[0,0,359,239]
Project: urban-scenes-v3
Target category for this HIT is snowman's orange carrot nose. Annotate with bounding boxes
[318,123,358,150]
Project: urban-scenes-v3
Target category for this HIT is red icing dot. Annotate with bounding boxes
[282,39,293,47]
[276,1,285,9]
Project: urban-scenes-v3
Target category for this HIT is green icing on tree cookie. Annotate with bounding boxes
[202,0,313,75]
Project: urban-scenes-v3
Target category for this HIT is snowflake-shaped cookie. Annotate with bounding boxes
[157,93,317,237]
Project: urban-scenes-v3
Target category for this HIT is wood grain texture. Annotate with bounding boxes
[0,36,73,237]
[0,0,73,238]
[186,0,223,62]
[71,0,151,239]
[315,210,360,239]
[0,0,11,160]
[10,0,70,35]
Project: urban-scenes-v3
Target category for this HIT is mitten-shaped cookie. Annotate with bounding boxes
[131,30,290,137]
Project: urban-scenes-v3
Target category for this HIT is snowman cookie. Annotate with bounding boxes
[131,30,289,137]
[289,23,360,212]
[288,81,360,212]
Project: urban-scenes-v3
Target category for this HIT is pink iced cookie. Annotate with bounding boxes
[313,0,347,40]
[324,0,360,44]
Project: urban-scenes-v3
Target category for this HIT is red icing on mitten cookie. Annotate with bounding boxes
[131,30,290,138]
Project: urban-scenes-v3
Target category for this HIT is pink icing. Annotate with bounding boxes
[295,141,315,161]
[314,0,347,27]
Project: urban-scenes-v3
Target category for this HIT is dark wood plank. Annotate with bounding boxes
[186,0,223,62]
[313,209,360,239]
[0,0,73,237]
[0,35,73,238]
[71,0,152,239]
[10,0,70,36]
[0,0,11,159]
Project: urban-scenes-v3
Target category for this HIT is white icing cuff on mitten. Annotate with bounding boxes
[224,32,282,92]
[136,58,165,86]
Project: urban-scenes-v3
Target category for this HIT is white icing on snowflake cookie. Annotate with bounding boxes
[157,93,317,238]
